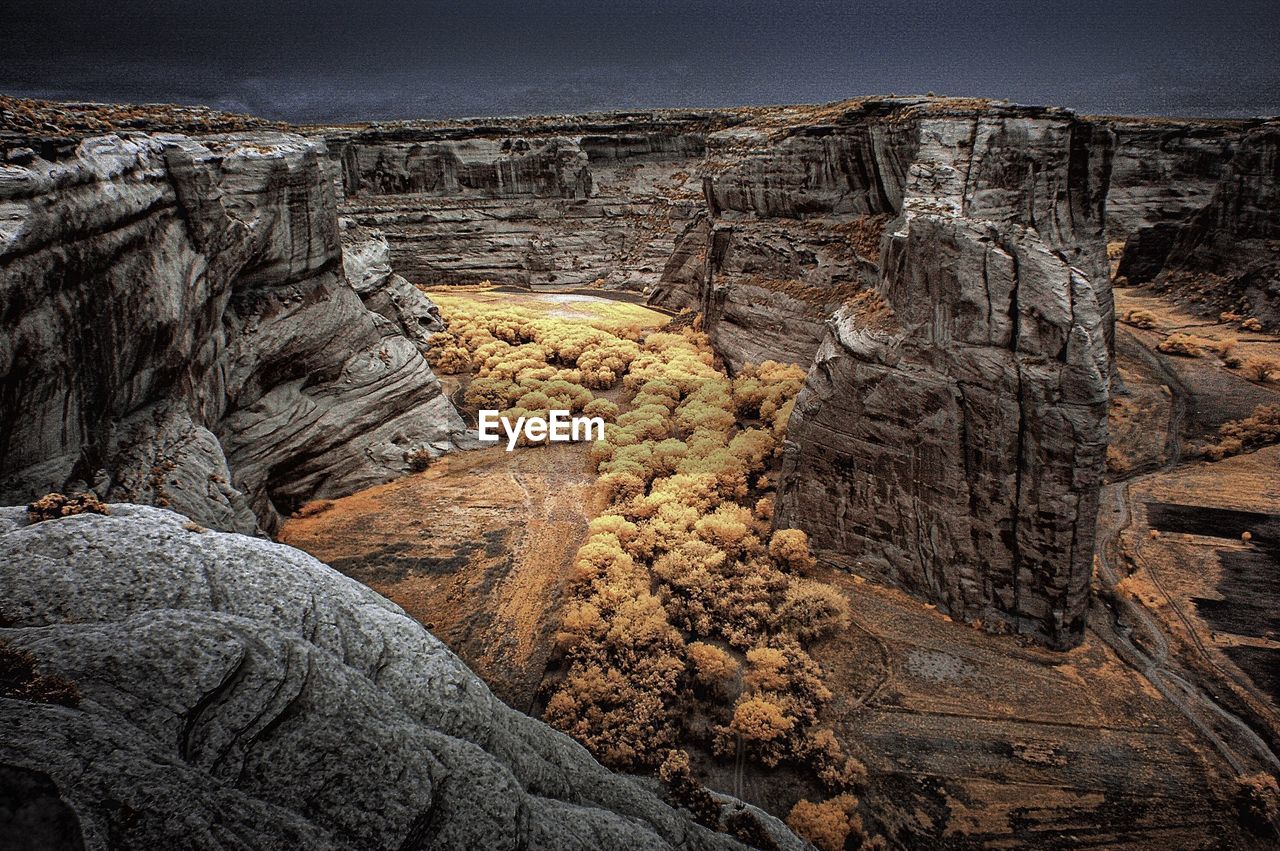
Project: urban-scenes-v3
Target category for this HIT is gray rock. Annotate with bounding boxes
[0,505,807,851]
[341,219,446,351]
[0,132,466,535]
[774,107,1113,650]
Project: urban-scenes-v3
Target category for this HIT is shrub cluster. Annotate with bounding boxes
[786,794,864,851]
[1157,332,1215,357]
[1120,308,1158,329]
[1202,404,1280,460]
[428,300,641,444]
[428,295,865,804]
[544,329,860,787]
[26,492,109,523]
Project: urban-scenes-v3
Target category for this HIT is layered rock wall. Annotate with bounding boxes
[774,106,1114,649]
[0,132,464,535]
[1106,120,1244,283]
[322,116,714,289]
[1156,121,1280,323]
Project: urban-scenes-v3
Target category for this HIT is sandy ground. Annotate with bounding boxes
[281,441,595,712]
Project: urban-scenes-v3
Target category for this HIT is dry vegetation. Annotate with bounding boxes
[427,293,869,837]
[1120,308,1158,329]
[1201,404,1280,460]
[1157,332,1217,357]
[26,492,109,523]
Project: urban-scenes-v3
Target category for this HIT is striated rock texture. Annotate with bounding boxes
[650,106,916,368]
[0,132,465,535]
[1154,120,1280,325]
[0,504,803,851]
[341,218,446,352]
[775,104,1114,649]
[1105,119,1245,283]
[321,115,714,290]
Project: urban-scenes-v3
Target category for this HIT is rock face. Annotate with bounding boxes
[650,108,915,368]
[1103,117,1280,326]
[341,218,446,351]
[0,505,802,851]
[0,132,465,535]
[1105,120,1244,283]
[322,115,714,290]
[1155,121,1280,324]
[775,105,1114,650]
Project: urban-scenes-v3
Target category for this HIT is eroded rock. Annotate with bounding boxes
[0,505,802,851]
[775,106,1113,649]
[0,132,466,535]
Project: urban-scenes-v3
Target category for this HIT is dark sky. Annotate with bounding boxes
[5,1,1278,123]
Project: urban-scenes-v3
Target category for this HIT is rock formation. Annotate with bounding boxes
[0,504,803,850]
[1103,117,1278,326]
[774,104,1114,649]
[1105,119,1244,283]
[0,132,465,535]
[321,115,714,290]
[1154,120,1280,324]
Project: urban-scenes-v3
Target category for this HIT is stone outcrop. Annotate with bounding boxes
[1154,120,1280,324]
[340,219,445,352]
[321,115,715,290]
[1103,117,1279,326]
[0,504,803,851]
[0,132,465,536]
[774,104,1114,649]
[1105,119,1244,283]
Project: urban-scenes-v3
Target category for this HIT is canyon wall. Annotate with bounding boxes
[0,504,802,850]
[770,105,1114,649]
[0,131,464,535]
[321,115,716,290]
[1155,120,1280,324]
[1105,117,1278,326]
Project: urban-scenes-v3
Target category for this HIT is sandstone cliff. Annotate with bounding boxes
[0,504,803,850]
[321,114,715,290]
[773,104,1114,649]
[0,132,465,535]
[1156,120,1280,324]
[1105,119,1244,283]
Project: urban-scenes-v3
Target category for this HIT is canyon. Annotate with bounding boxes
[2,94,1279,848]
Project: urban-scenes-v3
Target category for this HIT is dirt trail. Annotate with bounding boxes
[1095,309,1280,838]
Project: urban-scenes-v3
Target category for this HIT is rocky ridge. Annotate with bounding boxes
[763,104,1114,649]
[0,130,465,535]
[0,504,803,850]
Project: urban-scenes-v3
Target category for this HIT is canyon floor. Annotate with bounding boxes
[281,285,1280,848]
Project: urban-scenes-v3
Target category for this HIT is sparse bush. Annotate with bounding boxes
[26,492,109,524]
[687,641,739,693]
[405,448,434,472]
[1157,333,1214,357]
[1241,356,1280,383]
[658,749,722,829]
[1241,317,1264,332]
[786,795,864,851]
[1121,308,1158,329]
[774,579,852,641]
[1203,405,1280,460]
[769,528,816,572]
